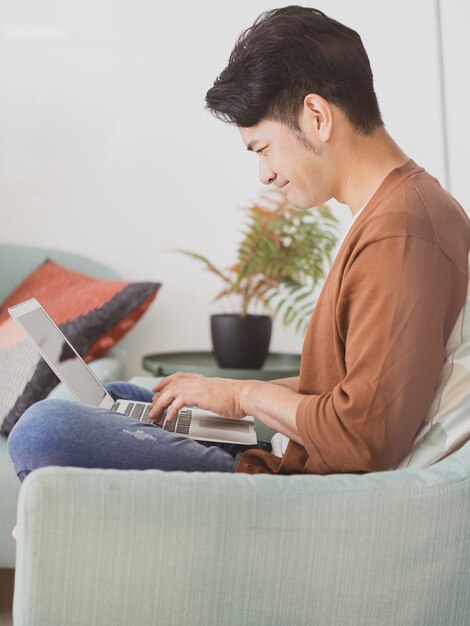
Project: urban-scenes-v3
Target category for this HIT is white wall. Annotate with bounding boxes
[439,0,470,210]
[0,1,466,377]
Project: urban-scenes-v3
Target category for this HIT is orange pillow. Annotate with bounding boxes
[0,260,161,435]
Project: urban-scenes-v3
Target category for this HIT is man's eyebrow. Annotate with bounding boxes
[246,140,261,152]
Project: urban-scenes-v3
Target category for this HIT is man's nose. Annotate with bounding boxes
[259,161,276,185]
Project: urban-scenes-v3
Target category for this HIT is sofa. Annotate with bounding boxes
[10,376,470,626]
[5,247,470,625]
[0,244,126,569]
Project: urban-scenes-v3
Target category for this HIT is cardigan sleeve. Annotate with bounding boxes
[295,235,465,473]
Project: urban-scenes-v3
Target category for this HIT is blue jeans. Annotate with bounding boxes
[8,382,271,482]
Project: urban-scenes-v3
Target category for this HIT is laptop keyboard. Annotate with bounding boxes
[111,401,192,435]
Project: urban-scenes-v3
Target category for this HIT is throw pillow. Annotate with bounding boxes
[0,259,161,435]
[396,252,470,468]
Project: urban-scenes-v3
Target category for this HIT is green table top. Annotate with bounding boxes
[142,351,301,381]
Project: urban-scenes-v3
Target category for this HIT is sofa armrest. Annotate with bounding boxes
[13,456,470,626]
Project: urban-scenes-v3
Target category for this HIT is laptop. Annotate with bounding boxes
[8,298,257,445]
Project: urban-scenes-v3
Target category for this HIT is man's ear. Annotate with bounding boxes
[302,94,333,143]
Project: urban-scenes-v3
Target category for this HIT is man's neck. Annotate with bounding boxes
[334,128,409,216]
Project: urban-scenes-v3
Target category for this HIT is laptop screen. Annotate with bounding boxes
[9,299,108,406]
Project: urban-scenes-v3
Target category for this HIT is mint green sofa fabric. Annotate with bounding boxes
[13,448,470,626]
[0,243,125,568]
[11,375,470,626]
[0,433,19,568]
[0,356,123,568]
[0,243,120,294]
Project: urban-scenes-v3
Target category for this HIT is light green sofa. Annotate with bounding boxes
[10,374,470,626]
[0,243,125,568]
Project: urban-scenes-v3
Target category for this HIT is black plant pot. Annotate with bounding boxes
[210,314,272,369]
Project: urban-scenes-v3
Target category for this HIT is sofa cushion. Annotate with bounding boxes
[396,252,470,468]
[0,259,161,435]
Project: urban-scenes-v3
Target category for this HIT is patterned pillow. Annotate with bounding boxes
[396,252,470,468]
[0,260,161,435]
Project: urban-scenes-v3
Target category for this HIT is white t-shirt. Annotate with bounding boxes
[270,205,366,458]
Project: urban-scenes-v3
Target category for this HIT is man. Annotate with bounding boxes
[8,6,470,480]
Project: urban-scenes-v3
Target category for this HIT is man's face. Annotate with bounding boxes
[239,118,332,209]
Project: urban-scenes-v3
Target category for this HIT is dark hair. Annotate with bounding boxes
[205,5,383,134]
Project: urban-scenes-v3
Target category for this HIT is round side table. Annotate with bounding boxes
[142,351,301,381]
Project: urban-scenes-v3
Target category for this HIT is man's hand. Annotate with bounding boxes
[149,372,248,423]
[150,372,305,445]
[151,372,205,393]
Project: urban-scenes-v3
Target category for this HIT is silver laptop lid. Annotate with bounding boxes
[8,298,114,408]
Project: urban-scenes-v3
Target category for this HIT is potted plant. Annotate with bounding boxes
[179,187,339,369]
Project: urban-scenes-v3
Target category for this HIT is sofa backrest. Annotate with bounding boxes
[397,251,470,469]
[0,243,120,302]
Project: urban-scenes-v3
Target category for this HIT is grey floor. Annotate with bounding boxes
[0,569,14,626]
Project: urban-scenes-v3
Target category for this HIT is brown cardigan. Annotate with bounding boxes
[235,160,470,475]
